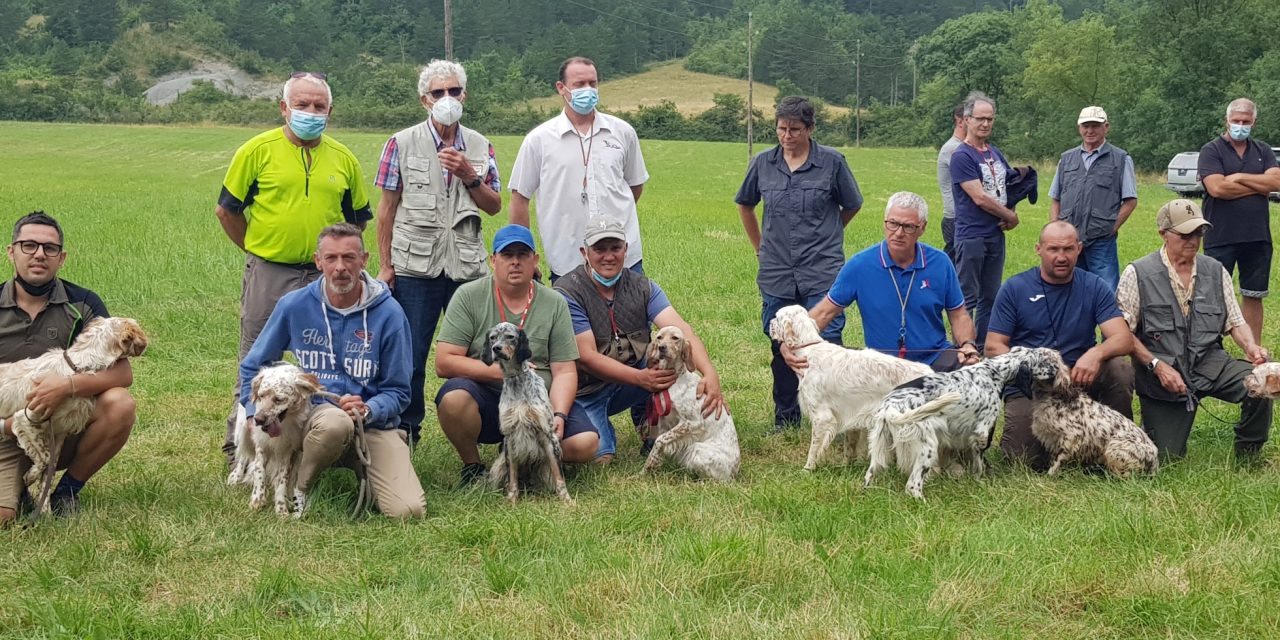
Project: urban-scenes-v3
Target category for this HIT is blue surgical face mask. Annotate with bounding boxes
[289,109,328,140]
[1229,123,1252,141]
[568,87,599,115]
[591,267,621,288]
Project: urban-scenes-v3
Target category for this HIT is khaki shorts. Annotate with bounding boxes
[0,431,81,511]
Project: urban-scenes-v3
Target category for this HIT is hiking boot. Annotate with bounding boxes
[459,462,488,488]
[17,488,35,516]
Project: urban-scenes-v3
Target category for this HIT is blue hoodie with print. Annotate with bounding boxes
[239,273,412,430]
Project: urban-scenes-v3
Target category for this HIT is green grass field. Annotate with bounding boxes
[522,59,851,117]
[2,120,1279,639]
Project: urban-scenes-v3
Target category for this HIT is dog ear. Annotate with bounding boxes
[682,336,695,373]
[299,373,322,395]
[119,320,148,357]
[516,329,532,363]
[481,329,495,366]
[250,375,262,402]
[1268,372,1280,396]
[1013,363,1034,398]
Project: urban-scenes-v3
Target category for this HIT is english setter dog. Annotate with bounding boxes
[641,326,740,482]
[768,304,932,471]
[228,362,336,517]
[1,317,148,514]
[867,347,1057,499]
[1027,349,1158,478]
[1243,362,1280,399]
[483,322,572,505]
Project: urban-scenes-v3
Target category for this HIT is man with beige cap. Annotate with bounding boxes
[1117,199,1271,460]
[1049,106,1137,290]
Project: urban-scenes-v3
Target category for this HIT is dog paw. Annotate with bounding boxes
[249,494,266,510]
[505,492,519,506]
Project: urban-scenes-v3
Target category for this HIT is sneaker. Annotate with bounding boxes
[459,462,488,488]
[49,491,80,517]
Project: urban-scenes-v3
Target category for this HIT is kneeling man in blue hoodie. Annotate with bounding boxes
[239,223,425,518]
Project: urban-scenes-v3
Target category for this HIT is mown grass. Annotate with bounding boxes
[1,120,1278,639]
[521,59,850,117]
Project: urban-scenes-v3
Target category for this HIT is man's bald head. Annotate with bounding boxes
[1039,220,1080,244]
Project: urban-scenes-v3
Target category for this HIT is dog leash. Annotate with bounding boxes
[316,391,374,519]
[1183,389,1239,426]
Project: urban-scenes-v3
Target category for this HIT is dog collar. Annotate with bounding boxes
[62,350,84,374]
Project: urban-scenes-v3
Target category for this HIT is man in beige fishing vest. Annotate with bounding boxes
[374,59,503,444]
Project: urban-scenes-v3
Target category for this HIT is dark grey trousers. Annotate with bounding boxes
[1137,358,1272,459]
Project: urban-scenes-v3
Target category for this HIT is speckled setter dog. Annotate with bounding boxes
[1027,348,1157,479]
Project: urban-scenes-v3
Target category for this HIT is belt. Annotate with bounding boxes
[272,260,319,271]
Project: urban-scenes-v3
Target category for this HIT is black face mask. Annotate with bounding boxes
[14,274,55,298]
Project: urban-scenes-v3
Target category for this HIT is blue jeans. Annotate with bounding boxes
[1077,235,1119,290]
[954,234,1005,347]
[393,274,463,440]
[762,292,844,426]
[573,382,652,458]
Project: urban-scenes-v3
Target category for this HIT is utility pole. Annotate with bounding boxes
[444,0,454,59]
[855,38,861,147]
[746,12,754,160]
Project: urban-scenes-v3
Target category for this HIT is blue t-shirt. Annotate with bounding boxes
[563,281,672,336]
[987,267,1122,365]
[950,141,1012,240]
[827,241,965,365]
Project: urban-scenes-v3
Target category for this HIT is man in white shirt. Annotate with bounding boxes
[508,56,650,281]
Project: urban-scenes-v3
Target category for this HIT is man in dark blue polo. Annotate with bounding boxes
[985,221,1134,471]
[1049,106,1137,289]
[1198,97,1280,345]
[794,192,979,373]
[736,96,863,433]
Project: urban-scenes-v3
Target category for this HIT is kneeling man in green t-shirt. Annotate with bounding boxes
[434,225,598,487]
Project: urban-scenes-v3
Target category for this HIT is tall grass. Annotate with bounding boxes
[0,121,1277,638]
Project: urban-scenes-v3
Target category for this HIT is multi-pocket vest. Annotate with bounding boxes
[1131,252,1232,400]
[1057,142,1128,243]
[390,122,492,281]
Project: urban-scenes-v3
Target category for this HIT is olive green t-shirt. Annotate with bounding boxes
[438,275,579,390]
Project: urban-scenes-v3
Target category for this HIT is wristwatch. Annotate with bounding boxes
[1147,357,1160,372]
[553,411,569,423]
[463,176,483,189]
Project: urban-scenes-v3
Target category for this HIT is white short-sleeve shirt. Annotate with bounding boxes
[508,110,649,276]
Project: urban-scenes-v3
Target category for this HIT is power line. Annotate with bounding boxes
[558,0,694,38]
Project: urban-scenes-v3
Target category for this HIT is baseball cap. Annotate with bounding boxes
[582,216,626,247]
[492,224,535,253]
[1077,106,1108,124]
[1156,199,1213,234]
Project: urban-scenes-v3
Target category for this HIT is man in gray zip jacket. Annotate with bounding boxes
[1049,106,1137,290]
[1117,199,1270,461]
[374,59,503,443]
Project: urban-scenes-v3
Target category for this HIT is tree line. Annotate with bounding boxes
[1,0,1276,170]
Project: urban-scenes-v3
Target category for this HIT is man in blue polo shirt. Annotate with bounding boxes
[791,192,980,372]
[985,220,1134,471]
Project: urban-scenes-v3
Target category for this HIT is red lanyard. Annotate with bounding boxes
[495,282,535,330]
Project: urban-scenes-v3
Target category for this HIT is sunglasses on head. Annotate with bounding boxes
[290,71,328,81]
[429,87,463,99]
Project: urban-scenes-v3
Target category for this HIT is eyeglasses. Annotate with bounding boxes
[884,219,923,234]
[429,87,464,99]
[1172,228,1206,240]
[967,116,995,124]
[12,240,63,257]
[290,71,328,81]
